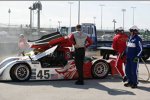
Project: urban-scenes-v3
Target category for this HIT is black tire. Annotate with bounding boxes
[92,60,110,79]
[10,63,31,82]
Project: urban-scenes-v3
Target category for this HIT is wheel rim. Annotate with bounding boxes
[93,62,109,77]
[15,64,30,80]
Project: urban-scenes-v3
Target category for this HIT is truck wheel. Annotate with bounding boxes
[92,60,110,79]
[10,63,31,82]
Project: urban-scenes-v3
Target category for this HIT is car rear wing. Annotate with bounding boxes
[28,32,62,43]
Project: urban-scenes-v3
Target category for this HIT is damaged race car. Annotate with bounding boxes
[0,32,112,82]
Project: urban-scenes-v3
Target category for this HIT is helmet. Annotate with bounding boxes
[130,25,139,30]
[115,27,124,33]
[20,34,24,38]
[129,25,139,32]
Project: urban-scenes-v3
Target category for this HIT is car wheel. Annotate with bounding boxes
[10,63,31,82]
[92,60,110,79]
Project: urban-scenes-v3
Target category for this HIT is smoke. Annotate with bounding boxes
[0,24,59,61]
[0,28,22,61]
[0,35,19,61]
[0,27,58,61]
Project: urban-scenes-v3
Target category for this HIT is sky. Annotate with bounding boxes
[0,1,150,30]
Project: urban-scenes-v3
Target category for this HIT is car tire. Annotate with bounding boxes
[92,60,110,79]
[10,63,31,82]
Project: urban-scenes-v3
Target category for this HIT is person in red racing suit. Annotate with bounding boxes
[112,27,128,81]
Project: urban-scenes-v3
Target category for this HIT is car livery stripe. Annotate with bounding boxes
[30,69,36,79]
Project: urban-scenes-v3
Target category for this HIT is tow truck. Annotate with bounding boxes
[60,23,150,61]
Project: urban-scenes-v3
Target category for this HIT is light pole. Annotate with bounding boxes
[8,8,11,26]
[68,2,74,33]
[32,1,42,33]
[58,21,62,30]
[112,19,117,31]
[29,6,33,29]
[122,9,126,29]
[37,1,42,31]
[49,19,51,28]
[99,4,105,30]
[131,7,136,25]
[93,16,96,25]
[78,0,80,24]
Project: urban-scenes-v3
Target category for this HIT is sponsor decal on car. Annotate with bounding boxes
[31,69,36,79]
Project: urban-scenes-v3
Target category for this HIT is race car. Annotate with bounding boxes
[0,32,116,82]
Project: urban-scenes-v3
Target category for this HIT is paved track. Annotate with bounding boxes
[0,51,149,100]
[0,63,150,100]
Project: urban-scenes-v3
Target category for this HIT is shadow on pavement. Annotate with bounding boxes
[137,86,150,92]
[2,77,136,96]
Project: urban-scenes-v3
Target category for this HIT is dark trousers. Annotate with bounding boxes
[75,48,85,81]
[125,58,138,85]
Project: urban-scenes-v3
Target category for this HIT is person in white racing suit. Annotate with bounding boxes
[69,24,93,85]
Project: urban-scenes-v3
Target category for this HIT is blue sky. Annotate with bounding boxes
[0,1,150,30]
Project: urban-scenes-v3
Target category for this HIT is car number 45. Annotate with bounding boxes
[37,70,50,79]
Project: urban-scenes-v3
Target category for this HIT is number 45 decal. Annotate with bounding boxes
[37,70,50,79]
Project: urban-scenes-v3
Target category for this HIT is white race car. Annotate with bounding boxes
[0,32,113,82]
[0,45,111,82]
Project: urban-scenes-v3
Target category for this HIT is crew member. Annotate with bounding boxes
[112,27,128,81]
[69,24,93,85]
[18,34,30,56]
[124,25,143,88]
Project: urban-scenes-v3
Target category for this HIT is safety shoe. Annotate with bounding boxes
[75,80,84,85]
[131,84,138,89]
[124,83,132,87]
[123,76,127,82]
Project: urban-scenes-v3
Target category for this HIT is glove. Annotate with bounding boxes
[133,57,139,62]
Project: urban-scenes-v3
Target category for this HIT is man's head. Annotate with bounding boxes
[76,24,82,31]
[115,27,124,34]
[129,25,139,35]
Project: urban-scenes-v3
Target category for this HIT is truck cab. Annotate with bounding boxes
[81,23,97,49]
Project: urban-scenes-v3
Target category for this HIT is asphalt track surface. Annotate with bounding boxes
[0,73,149,100]
[0,51,150,100]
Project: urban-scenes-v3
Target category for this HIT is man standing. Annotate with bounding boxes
[69,25,93,85]
[18,34,30,56]
[124,25,143,88]
[112,27,128,81]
